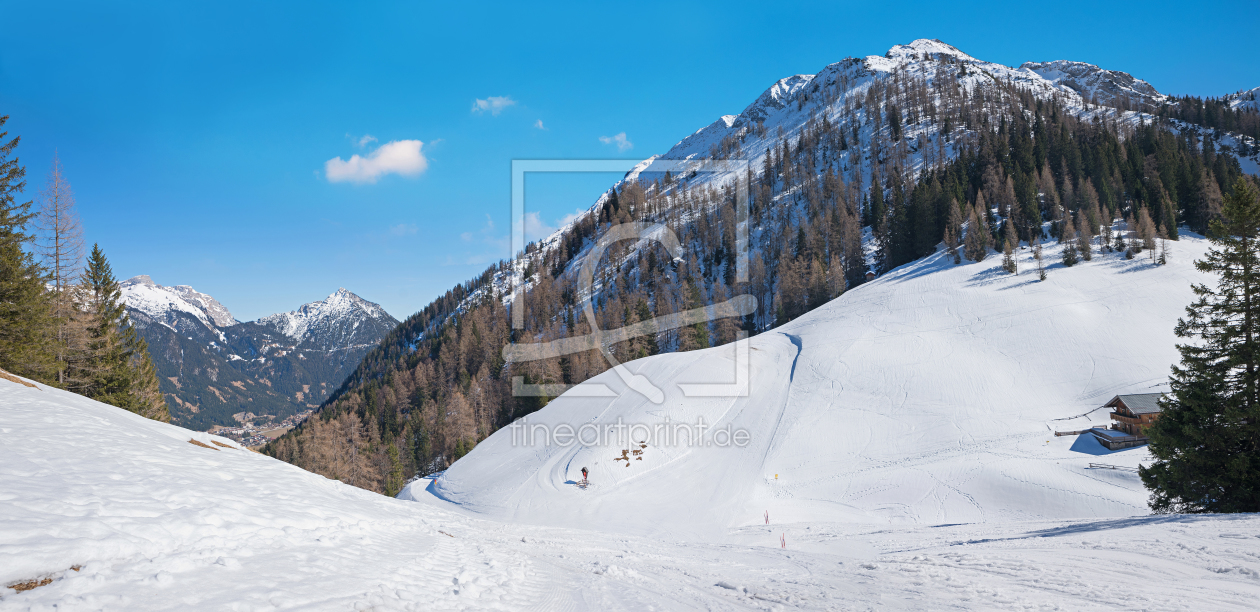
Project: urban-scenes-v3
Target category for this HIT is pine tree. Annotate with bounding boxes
[0,115,57,382]
[1141,178,1260,513]
[963,203,991,262]
[679,281,710,351]
[1061,219,1079,267]
[72,244,170,421]
[1001,219,1018,274]
[1033,236,1046,281]
[1076,213,1093,262]
[384,443,404,497]
[944,197,963,264]
[129,337,169,421]
[632,298,660,357]
[1138,208,1158,261]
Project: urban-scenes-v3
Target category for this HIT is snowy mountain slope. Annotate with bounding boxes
[423,234,1214,539]
[120,277,400,430]
[650,39,1135,175]
[255,288,396,351]
[6,364,1260,610]
[1227,85,1260,112]
[1021,59,1167,108]
[120,275,237,334]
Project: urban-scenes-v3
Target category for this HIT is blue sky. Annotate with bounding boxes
[1,0,1256,320]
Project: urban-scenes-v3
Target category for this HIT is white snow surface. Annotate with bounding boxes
[120,275,238,331]
[430,235,1211,539]
[1227,85,1260,112]
[7,237,1260,609]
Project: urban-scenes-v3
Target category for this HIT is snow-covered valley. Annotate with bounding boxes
[6,235,1260,610]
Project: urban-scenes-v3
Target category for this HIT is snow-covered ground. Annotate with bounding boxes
[5,379,1260,611]
[6,234,1260,610]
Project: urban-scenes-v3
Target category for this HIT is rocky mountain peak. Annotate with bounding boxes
[120,275,238,331]
[1020,59,1165,107]
[255,288,397,350]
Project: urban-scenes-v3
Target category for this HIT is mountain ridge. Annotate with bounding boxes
[120,276,400,431]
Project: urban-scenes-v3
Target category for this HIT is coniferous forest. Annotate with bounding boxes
[264,66,1260,496]
[0,115,168,421]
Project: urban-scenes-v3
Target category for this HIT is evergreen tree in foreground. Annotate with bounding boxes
[1141,177,1260,513]
[72,244,170,422]
[0,115,57,382]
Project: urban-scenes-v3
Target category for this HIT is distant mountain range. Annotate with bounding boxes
[121,275,399,430]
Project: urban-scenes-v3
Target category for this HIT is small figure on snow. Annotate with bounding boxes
[578,467,589,489]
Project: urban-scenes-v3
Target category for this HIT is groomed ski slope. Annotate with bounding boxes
[426,235,1212,540]
[7,372,1260,610]
[6,235,1260,610]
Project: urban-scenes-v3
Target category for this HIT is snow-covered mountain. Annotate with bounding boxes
[6,357,1260,609]
[1021,59,1167,108]
[120,275,238,333]
[652,39,1176,173]
[255,288,396,351]
[121,278,394,353]
[119,277,399,430]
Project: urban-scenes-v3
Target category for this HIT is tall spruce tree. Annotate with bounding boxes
[1001,219,1018,274]
[0,115,56,382]
[1140,178,1260,513]
[944,197,963,264]
[73,244,170,421]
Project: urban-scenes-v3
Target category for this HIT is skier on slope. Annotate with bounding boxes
[581,467,588,482]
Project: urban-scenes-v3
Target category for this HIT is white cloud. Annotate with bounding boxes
[462,214,495,242]
[357,134,378,148]
[557,207,585,228]
[388,223,417,236]
[454,214,510,265]
[534,119,547,130]
[471,96,517,116]
[523,211,555,241]
[325,140,428,184]
[599,132,633,151]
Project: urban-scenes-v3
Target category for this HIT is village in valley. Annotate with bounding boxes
[210,409,314,448]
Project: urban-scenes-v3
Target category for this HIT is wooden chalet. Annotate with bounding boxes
[1090,393,1165,450]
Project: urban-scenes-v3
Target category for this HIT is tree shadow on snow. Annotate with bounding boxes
[885,251,955,285]
[952,514,1254,547]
